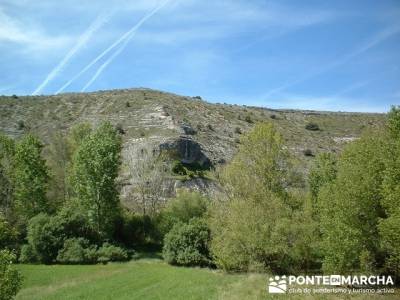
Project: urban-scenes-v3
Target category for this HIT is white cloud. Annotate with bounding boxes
[0,8,71,53]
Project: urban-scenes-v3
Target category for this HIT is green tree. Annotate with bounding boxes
[210,123,299,272]
[379,107,400,276]
[0,134,15,219]
[46,131,71,206]
[14,135,50,220]
[67,123,92,155]
[309,152,337,205]
[0,250,22,300]
[319,131,387,274]
[70,122,121,237]
[387,105,400,138]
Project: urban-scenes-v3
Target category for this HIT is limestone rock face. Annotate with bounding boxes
[0,88,385,209]
[160,137,211,168]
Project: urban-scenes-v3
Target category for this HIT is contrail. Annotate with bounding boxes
[57,0,170,94]
[81,0,169,92]
[32,12,111,95]
[81,33,131,92]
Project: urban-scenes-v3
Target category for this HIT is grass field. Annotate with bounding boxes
[15,258,399,300]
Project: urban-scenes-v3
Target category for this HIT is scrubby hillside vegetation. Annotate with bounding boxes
[0,89,385,204]
[0,90,398,299]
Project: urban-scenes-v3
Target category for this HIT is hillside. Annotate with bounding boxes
[0,88,386,207]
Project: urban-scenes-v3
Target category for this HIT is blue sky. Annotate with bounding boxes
[0,0,399,112]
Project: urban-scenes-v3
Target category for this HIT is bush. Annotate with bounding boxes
[387,105,400,137]
[172,160,187,176]
[113,212,160,248]
[171,161,207,179]
[16,120,24,130]
[303,149,314,157]
[19,244,37,263]
[25,207,98,263]
[97,243,128,263]
[0,215,18,250]
[158,191,208,236]
[0,250,22,300]
[26,213,64,264]
[115,123,125,135]
[56,205,100,243]
[163,218,211,267]
[234,127,242,134]
[305,122,320,131]
[56,238,98,264]
[244,115,253,123]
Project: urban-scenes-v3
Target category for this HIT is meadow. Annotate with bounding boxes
[15,258,399,300]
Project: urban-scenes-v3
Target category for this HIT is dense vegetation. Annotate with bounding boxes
[0,105,399,299]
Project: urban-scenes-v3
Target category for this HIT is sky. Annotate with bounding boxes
[0,0,399,112]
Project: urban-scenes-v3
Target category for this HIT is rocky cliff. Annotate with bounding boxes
[0,88,386,207]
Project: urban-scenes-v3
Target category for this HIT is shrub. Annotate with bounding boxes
[97,243,128,263]
[387,105,400,137]
[206,124,214,131]
[172,160,187,176]
[158,191,208,236]
[234,127,242,134]
[19,244,37,263]
[56,205,100,243]
[0,250,22,300]
[125,101,131,108]
[163,218,211,267]
[0,215,18,250]
[305,122,320,131]
[303,149,314,157]
[115,123,125,135]
[16,120,24,130]
[27,213,64,264]
[244,115,253,123]
[171,161,207,179]
[270,114,277,119]
[56,238,97,264]
[25,207,98,263]
[113,212,160,248]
